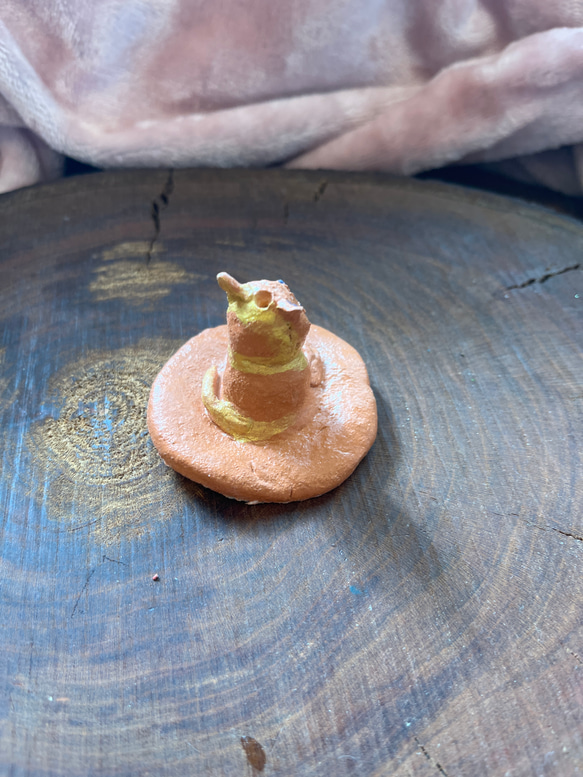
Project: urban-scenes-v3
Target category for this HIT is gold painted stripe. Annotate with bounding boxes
[202,366,295,442]
[229,349,307,376]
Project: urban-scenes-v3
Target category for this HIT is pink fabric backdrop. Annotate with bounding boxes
[1,1,583,193]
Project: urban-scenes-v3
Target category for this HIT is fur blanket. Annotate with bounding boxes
[1,1,583,194]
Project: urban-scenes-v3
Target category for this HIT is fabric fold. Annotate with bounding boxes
[1,1,583,193]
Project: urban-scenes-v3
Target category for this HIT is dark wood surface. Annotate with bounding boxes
[0,169,581,777]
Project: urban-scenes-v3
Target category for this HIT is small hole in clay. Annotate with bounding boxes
[254,290,272,308]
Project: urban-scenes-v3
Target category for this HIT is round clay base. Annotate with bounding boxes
[147,325,377,503]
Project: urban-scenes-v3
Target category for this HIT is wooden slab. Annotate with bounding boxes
[0,169,581,776]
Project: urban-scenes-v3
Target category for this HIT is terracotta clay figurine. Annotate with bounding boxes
[147,272,377,503]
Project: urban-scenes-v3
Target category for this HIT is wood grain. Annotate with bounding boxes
[0,169,581,776]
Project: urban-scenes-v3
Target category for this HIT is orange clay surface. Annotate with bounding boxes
[147,324,377,503]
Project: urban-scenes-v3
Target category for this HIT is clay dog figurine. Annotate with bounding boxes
[148,272,376,503]
[202,272,323,442]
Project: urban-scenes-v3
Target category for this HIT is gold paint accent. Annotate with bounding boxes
[259,236,296,247]
[227,292,276,327]
[27,340,198,544]
[102,241,159,262]
[226,284,304,364]
[202,365,295,442]
[214,239,246,248]
[91,242,206,305]
[229,348,307,376]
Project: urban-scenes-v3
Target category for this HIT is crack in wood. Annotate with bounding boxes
[562,644,583,666]
[146,169,174,263]
[552,527,583,543]
[313,179,328,202]
[518,517,583,544]
[414,737,450,777]
[505,263,580,290]
[70,569,96,618]
[59,518,100,533]
[102,555,127,566]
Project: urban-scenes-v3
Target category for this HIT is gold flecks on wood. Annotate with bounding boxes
[101,241,158,262]
[214,238,246,248]
[90,241,206,305]
[28,340,205,544]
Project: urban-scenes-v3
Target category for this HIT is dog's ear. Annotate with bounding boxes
[277,298,303,316]
[217,272,248,301]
